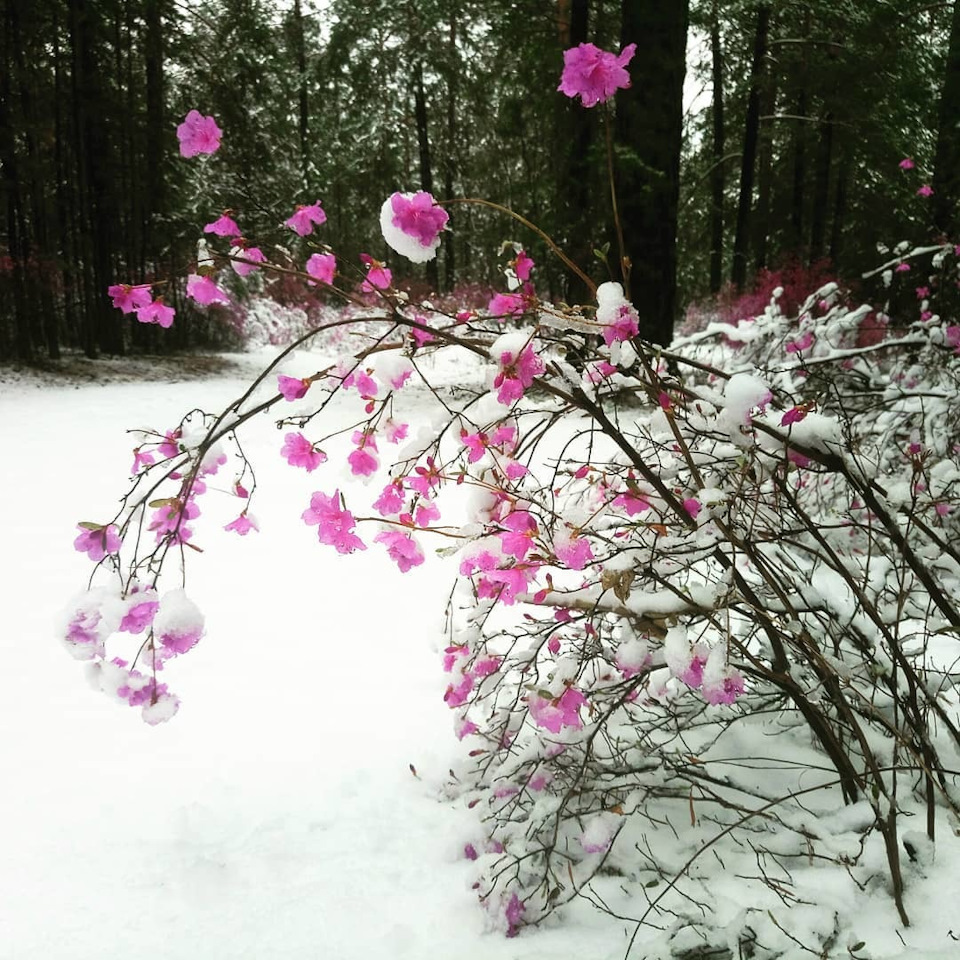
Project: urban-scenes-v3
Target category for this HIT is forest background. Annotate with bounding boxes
[3,0,960,362]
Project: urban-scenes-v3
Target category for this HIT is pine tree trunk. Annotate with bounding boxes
[934,0,960,236]
[556,0,592,304]
[413,59,439,293]
[617,0,688,345]
[709,1,725,294]
[809,112,833,262]
[731,3,770,292]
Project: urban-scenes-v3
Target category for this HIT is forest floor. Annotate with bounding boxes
[2,348,958,960]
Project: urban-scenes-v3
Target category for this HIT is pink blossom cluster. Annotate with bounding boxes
[302,489,366,554]
[558,42,637,107]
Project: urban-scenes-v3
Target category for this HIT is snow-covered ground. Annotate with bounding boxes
[3,350,960,960]
[0,352,622,960]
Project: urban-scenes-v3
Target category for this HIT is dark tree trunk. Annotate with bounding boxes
[731,3,770,292]
[753,51,777,271]
[0,25,33,361]
[617,0,689,345]
[144,0,165,272]
[443,7,458,292]
[809,112,833,262]
[934,0,960,237]
[293,0,309,187]
[709,1,725,294]
[789,10,811,255]
[413,59,439,292]
[556,0,592,304]
[829,148,849,266]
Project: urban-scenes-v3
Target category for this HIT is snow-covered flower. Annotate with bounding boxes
[380,191,449,262]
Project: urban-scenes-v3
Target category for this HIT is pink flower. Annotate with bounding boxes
[494,342,545,405]
[785,329,815,354]
[899,157,915,170]
[504,892,525,938]
[558,42,637,107]
[306,253,337,285]
[462,431,488,463]
[780,406,808,426]
[285,201,327,236]
[131,447,155,474]
[186,274,229,306]
[231,245,265,276]
[177,110,222,157]
[302,489,366,554]
[414,500,441,526]
[74,523,122,561]
[373,480,405,516]
[278,374,310,401]
[343,369,378,398]
[374,529,425,572]
[411,324,435,347]
[683,498,701,520]
[946,325,960,352]
[136,299,175,328]
[917,184,934,197]
[528,687,586,733]
[158,429,181,459]
[348,431,379,477]
[487,292,525,320]
[119,600,159,635]
[348,446,379,477]
[702,671,745,705]
[204,212,240,237]
[586,359,618,383]
[555,533,593,570]
[499,510,539,560]
[514,250,534,281]
[476,564,538,605]
[444,672,474,707]
[360,254,392,292]
[108,283,153,314]
[787,449,810,468]
[602,303,640,346]
[148,498,199,544]
[388,191,449,247]
[384,419,408,444]
[895,262,911,273]
[916,286,931,299]
[613,492,650,516]
[224,513,258,536]
[281,432,327,471]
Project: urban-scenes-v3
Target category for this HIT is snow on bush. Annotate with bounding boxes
[61,81,960,957]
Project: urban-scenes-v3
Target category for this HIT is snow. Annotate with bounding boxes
[4,350,960,959]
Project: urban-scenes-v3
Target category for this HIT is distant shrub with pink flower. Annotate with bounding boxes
[61,57,960,953]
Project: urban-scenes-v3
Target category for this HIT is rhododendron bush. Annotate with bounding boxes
[60,74,960,956]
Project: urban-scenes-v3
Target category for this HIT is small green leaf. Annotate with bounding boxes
[644,879,660,888]
[148,497,178,509]
[849,942,865,953]
[77,521,103,531]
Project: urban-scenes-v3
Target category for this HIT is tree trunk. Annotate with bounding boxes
[809,112,833,262]
[443,6,457,292]
[556,0,592,304]
[413,59,439,292]
[829,147,849,267]
[617,0,689,345]
[934,0,960,236]
[709,0,725,294]
[789,9,811,256]
[293,0,309,187]
[731,3,770,292]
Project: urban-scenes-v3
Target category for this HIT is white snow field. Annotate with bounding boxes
[2,351,959,960]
